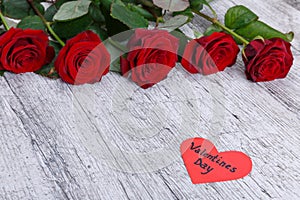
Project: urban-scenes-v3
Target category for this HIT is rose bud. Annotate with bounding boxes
[0,28,54,73]
[243,38,294,82]
[181,32,240,75]
[120,28,179,89]
[55,30,110,85]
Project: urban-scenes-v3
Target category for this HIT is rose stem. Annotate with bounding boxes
[0,11,10,31]
[27,0,65,47]
[193,10,250,45]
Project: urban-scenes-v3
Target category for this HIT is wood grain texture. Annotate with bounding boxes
[1,0,300,199]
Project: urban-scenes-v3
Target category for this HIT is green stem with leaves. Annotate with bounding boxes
[27,0,65,46]
[193,10,249,45]
[0,11,10,30]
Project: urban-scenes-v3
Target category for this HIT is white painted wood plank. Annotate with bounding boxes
[0,78,64,200]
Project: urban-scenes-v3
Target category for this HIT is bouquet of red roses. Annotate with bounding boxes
[0,0,294,89]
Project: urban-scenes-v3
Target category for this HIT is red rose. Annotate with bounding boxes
[243,38,294,82]
[55,30,110,85]
[120,29,179,89]
[181,32,239,75]
[0,28,54,73]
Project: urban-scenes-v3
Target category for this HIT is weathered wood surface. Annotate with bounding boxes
[1,0,300,199]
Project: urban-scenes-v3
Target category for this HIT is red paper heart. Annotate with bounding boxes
[180,138,252,184]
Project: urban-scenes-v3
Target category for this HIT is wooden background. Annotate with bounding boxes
[1,0,300,199]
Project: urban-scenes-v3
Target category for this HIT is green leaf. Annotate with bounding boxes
[157,15,189,32]
[52,14,93,39]
[101,0,129,36]
[153,0,190,12]
[35,41,61,79]
[197,0,211,7]
[111,1,148,29]
[109,59,121,73]
[189,0,204,11]
[55,0,73,8]
[235,21,294,42]
[170,29,190,61]
[127,4,155,21]
[120,0,136,3]
[100,0,129,36]
[49,41,62,55]
[204,24,222,36]
[173,8,194,19]
[225,5,258,29]
[44,0,73,22]
[88,23,108,41]
[29,3,45,16]
[2,0,42,19]
[196,0,216,17]
[44,4,58,22]
[89,3,105,23]
[0,70,5,76]
[101,0,114,11]
[2,0,29,19]
[17,16,45,30]
[92,0,101,4]
[53,0,92,21]
[104,39,126,73]
[35,64,59,78]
